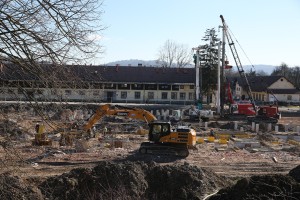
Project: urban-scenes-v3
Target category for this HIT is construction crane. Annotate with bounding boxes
[220,15,256,113]
[220,15,280,123]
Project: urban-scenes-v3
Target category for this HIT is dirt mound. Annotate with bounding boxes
[0,172,43,200]
[289,165,300,182]
[39,161,230,200]
[209,165,300,200]
[1,160,300,200]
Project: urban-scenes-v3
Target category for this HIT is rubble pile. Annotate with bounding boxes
[209,165,300,200]
[39,161,230,200]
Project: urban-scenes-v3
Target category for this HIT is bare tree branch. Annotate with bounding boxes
[0,0,105,70]
[158,40,192,68]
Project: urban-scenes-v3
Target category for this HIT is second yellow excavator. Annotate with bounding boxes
[81,104,197,157]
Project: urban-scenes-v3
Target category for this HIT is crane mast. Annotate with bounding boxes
[220,15,256,112]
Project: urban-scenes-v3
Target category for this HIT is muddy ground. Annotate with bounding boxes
[0,103,300,199]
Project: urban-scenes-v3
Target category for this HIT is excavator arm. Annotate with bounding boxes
[83,104,157,131]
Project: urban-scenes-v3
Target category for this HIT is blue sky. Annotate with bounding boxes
[97,0,300,67]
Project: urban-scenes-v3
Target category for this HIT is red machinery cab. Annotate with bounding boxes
[257,105,280,119]
[231,102,256,116]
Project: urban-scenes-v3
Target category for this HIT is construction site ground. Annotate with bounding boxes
[1,103,300,199]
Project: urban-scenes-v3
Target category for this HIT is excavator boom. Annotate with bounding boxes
[83,104,157,131]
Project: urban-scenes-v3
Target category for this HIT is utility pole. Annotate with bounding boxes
[220,24,226,117]
[192,48,201,107]
[217,41,221,114]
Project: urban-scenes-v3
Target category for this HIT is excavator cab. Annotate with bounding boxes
[32,123,52,146]
[148,122,170,142]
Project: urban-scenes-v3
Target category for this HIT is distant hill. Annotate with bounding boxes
[106,59,276,75]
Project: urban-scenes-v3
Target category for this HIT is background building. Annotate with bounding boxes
[228,76,300,105]
[0,64,198,105]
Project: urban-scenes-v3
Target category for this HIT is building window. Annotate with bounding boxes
[79,82,89,89]
[51,89,57,95]
[180,85,184,89]
[148,92,154,99]
[180,92,186,100]
[145,84,157,90]
[159,84,171,90]
[121,91,127,99]
[171,92,177,99]
[162,92,168,99]
[135,92,141,99]
[118,84,130,90]
[287,95,292,101]
[17,88,23,94]
[78,90,85,96]
[91,82,102,89]
[189,85,194,89]
[132,84,143,90]
[172,85,179,91]
[188,92,194,100]
[93,90,99,96]
[36,89,43,95]
[65,90,72,95]
[7,89,14,94]
[104,83,116,89]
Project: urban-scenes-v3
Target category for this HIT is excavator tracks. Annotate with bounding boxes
[138,142,189,157]
[247,116,278,124]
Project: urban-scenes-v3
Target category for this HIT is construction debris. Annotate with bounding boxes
[1,103,300,199]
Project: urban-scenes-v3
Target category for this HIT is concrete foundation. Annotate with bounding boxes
[229,137,261,149]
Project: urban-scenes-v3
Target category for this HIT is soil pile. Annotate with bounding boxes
[209,165,300,200]
[39,161,230,200]
[1,160,300,200]
[0,172,43,200]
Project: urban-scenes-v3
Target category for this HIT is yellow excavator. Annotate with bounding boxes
[79,104,197,157]
[32,123,52,146]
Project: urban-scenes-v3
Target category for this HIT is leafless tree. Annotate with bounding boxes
[0,0,105,73]
[157,40,192,68]
[271,63,290,77]
[0,0,106,173]
[0,0,106,118]
[271,63,300,88]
